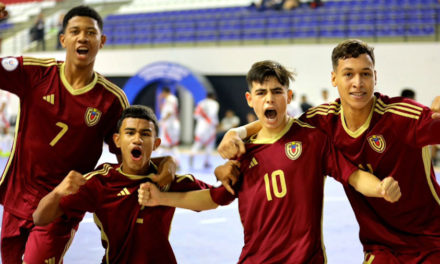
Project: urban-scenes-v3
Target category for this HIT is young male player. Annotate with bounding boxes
[33,105,209,264]
[139,60,401,263]
[218,40,440,263]
[0,4,174,263]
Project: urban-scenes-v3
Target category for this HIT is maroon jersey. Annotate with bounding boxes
[210,118,357,263]
[302,92,440,253]
[0,56,129,220]
[59,163,210,264]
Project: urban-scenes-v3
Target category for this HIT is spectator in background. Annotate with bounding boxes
[287,90,302,117]
[251,0,299,11]
[246,112,257,123]
[56,13,64,50]
[216,109,240,146]
[189,92,219,169]
[0,2,6,19]
[300,94,313,112]
[318,88,331,104]
[309,0,323,8]
[401,88,416,100]
[31,12,45,51]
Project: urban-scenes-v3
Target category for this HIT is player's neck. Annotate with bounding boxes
[257,115,290,140]
[63,62,95,90]
[341,100,374,132]
[120,162,151,176]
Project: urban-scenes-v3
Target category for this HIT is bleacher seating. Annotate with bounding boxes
[0,21,13,33]
[2,0,57,23]
[103,0,440,46]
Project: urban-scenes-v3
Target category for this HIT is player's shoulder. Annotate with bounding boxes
[290,117,330,141]
[374,93,426,120]
[22,57,60,68]
[174,173,196,184]
[95,73,129,109]
[304,100,342,120]
[83,163,116,181]
[168,173,210,192]
[291,118,316,130]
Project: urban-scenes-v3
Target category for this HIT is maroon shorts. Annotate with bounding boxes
[1,210,81,264]
[364,249,440,264]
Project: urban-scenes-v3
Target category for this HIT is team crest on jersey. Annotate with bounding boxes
[285,141,302,160]
[367,135,386,153]
[84,107,102,127]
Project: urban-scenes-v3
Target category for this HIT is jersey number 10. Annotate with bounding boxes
[264,170,287,201]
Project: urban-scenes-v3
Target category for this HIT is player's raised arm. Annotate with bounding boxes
[138,182,218,211]
[217,120,262,159]
[33,171,86,226]
[348,170,401,203]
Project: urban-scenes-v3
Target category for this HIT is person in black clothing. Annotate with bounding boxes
[31,12,45,51]
[300,94,313,112]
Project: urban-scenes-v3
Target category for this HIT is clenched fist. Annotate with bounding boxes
[378,176,401,203]
[54,170,86,197]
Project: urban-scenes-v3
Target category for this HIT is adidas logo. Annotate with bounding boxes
[45,257,56,264]
[249,157,258,169]
[43,94,54,105]
[117,187,130,196]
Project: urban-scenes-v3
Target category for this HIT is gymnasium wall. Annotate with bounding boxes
[96,42,440,108]
[19,41,440,133]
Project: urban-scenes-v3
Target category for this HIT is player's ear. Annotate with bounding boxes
[153,137,161,150]
[245,91,253,108]
[99,34,106,48]
[60,33,66,48]
[113,133,121,148]
[331,71,337,87]
[287,89,293,104]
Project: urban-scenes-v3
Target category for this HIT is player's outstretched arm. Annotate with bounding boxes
[217,120,262,159]
[348,170,401,203]
[33,170,86,226]
[138,182,218,211]
[0,2,8,20]
[214,160,240,195]
[150,156,176,187]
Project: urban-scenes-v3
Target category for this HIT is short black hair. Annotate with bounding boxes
[332,39,375,70]
[401,88,415,99]
[162,86,171,93]
[116,105,159,136]
[207,92,216,99]
[62,5,103,33]
[246,60,295,91]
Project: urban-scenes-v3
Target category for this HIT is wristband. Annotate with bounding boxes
[230,126,247,139]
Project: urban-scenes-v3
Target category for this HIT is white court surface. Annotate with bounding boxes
[0,147,438,263]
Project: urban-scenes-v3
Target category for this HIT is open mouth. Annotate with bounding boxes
[264,109,277,119]
[76,47,89,55]
[131,148,142,160]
